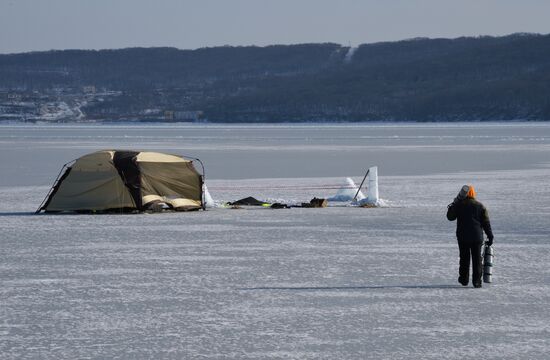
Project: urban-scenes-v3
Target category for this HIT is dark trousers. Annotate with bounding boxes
[458,239,483,285]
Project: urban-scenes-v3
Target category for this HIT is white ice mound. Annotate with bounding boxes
[356,166,380,206]
[203,185,215,208]
[328,177,365,202]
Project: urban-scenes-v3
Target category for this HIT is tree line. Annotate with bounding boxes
[1,34,549,122]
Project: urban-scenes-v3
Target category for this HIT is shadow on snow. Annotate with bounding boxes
[239,284,467,291]
[0,212,35,217]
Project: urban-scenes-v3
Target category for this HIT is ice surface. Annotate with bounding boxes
[2,122,550,186]
[1,123,549,359]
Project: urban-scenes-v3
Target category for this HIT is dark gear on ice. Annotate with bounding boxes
[447,185,494,288]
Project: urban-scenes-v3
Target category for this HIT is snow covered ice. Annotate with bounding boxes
[1,123,549,359]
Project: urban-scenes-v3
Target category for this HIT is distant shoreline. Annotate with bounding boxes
[2,34,550,123]
[2,120,550,127]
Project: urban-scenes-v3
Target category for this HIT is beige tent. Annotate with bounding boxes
[37,150,204,213]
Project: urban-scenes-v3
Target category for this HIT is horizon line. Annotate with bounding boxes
[1,32,546,56]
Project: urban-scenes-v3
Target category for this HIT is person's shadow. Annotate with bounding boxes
[239,284,466,291]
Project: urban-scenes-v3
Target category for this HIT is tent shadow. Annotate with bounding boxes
[0,212,35,217]
[239,284,466,291]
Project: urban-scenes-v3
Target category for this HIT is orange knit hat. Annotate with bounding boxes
[466,185,476,198]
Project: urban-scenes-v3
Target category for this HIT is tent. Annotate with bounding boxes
[36,150,204,213]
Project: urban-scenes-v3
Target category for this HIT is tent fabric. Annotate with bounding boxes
[44,158,136,212]
[139,162,202,210]
[135,152,190,163]
[113,150,142,209]
[71,151,115,171]
[39,150,203,213]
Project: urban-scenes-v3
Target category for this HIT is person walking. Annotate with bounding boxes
[447,185,494,288]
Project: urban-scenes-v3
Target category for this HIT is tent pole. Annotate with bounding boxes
[195,159,206,211]
[353,169,370,202]
[185,155,206,211]
[35,160,74,214]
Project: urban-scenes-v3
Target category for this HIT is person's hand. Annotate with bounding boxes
[448,197,459,208]
[486,237,493,246]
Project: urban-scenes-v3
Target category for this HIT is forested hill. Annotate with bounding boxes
[1,33,550,122]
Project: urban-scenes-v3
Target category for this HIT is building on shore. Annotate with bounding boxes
[164,110,204,122]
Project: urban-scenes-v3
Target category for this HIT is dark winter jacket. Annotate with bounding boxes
[447,198,494,243]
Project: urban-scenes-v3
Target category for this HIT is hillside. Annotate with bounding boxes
[1,34,549,122]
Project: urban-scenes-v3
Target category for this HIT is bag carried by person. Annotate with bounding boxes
[482,243,494,283]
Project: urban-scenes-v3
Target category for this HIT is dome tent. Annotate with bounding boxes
[36,150,204,213]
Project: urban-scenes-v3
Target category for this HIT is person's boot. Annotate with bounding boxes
[473,282,482,288]
[458,277,468,286]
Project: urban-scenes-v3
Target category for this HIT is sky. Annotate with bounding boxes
[1,0,550,54]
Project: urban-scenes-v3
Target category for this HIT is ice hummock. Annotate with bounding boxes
[327,177,365,202]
